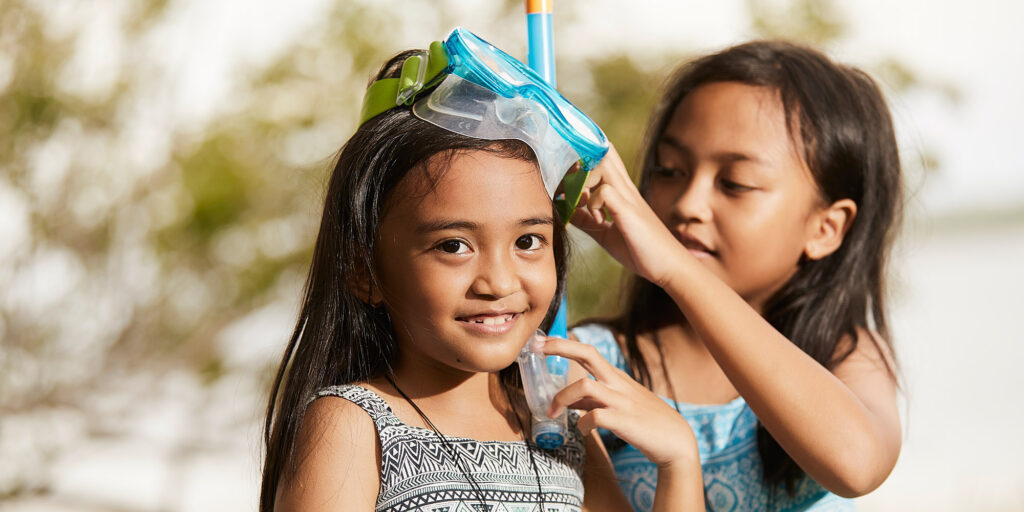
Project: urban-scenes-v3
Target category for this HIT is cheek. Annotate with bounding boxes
[721,203,808,270]
[523,254,558,308]
[646,184,682,223]
[380,259,462,314]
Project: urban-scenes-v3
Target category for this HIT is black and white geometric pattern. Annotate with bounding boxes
[313,385,585,512]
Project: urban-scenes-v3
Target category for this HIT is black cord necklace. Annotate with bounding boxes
[384,373,547,509]
[652,330,684,416]
[502,382,548,507]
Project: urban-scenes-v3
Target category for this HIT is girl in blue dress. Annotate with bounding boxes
[535,41,903,511]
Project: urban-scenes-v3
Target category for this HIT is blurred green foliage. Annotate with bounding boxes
[179,137,250,240]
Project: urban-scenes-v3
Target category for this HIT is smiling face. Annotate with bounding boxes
[374,150,558,377]
[647,81,828,310]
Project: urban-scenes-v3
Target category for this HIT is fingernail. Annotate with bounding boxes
[531,337,545,353]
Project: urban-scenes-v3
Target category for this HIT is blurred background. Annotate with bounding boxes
[1,0,1021,510]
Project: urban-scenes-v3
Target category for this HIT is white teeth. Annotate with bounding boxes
[484,315,508,325]
[470,314,513,325]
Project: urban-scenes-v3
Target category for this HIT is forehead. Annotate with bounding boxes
[385,150,551,223]
[665,82,800,159]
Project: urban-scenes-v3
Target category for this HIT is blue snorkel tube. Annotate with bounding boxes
[526,3,568,344]
[518,0,571,450]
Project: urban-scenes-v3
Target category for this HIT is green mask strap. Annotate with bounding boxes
[554,169,589,224]
[358,41,450,127]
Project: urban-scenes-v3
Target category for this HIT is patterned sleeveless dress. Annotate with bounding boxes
[572,324,855,512]
[312,384,586,512]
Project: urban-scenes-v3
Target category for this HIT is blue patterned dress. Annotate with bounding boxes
[572,324,854,512]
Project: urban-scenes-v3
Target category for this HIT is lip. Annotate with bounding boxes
[674,231,716,259]
[456,311,523,336]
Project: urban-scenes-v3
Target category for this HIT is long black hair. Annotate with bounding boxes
[608,41,903,493]
[259,51,569,511]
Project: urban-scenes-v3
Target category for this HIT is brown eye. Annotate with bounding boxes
[515,234,543,251]
[437,240,469,254]
[720,178,755,193]
[652,164,687,179]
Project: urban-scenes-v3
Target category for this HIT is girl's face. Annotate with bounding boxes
[374,150,557,376]
[649,82,826,310]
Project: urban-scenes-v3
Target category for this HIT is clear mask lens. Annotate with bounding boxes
[413,75,580,197]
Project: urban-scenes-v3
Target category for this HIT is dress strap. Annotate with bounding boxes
[311,384,401,433]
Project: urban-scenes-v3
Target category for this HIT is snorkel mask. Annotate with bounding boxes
[359,27,609,220]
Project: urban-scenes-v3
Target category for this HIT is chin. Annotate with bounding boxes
[458,346,524,375]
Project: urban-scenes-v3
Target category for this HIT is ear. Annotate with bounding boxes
[349,266,384,307]
[804,198,857,261]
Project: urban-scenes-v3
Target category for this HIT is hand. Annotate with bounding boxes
[570,145,688,288]
[535,335,699,469]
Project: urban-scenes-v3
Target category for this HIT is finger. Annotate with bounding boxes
[592,145,631,186]
[585,183,614,223]
[576,408,609,436]
[582,163,606,190]
[534,337,621,383]
[548,377,617,417]
[577,408,635,439]
[578,145,631,202]
[579,401,673,439]
[568,200,607,232]
[568,210,631,267]
[589,179,648,224]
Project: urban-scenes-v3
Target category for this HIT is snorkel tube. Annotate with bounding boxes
[519,0,571,450]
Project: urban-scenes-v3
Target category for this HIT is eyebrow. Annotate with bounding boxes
[659,136,764,166]
[414,216,555,234]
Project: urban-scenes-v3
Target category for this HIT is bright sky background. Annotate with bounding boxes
[55,0,1023,218]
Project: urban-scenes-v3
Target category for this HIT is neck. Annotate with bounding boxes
[389,359,510,417]
[655,320,703,351]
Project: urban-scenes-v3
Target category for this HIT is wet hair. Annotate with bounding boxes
[607,41,902,493]
[259,50,569,511]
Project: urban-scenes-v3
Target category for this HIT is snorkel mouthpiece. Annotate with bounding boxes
[517,330,569,450]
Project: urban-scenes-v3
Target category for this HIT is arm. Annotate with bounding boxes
[580,429,637,512]
[540,337,705,512]
[659,255,900,496]
[570,146,901,497]
[274,397,380,511]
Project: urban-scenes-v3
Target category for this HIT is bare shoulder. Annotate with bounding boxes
[830,328,903,475]
[301,395,380,456]
[832,328,901,433]
[832,327,898,381]
[274,395,380,511]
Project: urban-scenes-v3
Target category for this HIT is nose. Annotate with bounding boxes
[672,173,713,224]
[470,250,522,299]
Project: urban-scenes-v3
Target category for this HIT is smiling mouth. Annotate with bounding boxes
[676,233,716,256]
